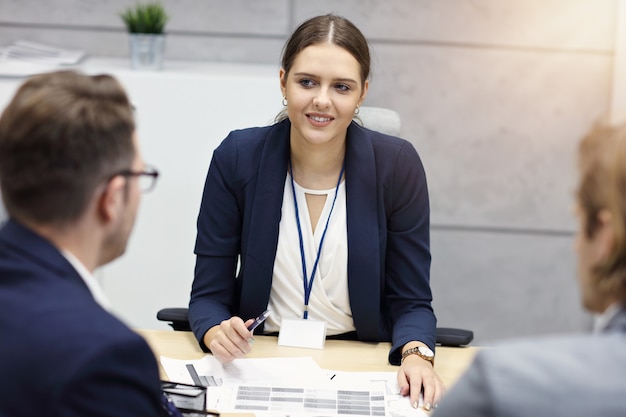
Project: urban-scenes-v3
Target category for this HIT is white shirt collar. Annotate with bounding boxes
[61,249,112,311]
[593,302,624,333]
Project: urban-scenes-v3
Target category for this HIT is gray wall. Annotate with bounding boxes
[0,0,615,344]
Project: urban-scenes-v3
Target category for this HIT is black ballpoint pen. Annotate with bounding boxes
[247,310,271,331]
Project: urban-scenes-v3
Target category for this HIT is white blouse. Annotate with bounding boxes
[264,173,355,335]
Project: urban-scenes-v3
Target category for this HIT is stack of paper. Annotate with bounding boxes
[4,40,85,65]
[0,40,86,76]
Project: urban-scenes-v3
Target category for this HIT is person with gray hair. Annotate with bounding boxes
[433,121,626,417]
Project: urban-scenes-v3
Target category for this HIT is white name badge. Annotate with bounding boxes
[278,318,327,349]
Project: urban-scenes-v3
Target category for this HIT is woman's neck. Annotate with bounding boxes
[290,140,345,190]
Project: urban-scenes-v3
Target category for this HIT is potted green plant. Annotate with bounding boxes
[120,2,169,70]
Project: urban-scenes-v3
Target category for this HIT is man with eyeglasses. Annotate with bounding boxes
[0,70,164,416]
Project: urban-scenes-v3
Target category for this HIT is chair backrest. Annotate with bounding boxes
[357,106,402,137]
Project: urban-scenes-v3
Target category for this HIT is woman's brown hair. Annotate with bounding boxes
[276,14,371,123]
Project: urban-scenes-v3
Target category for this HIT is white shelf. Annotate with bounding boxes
[0,57,283,329]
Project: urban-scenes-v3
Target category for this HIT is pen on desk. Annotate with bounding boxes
[330,374,336,380]
[247,309,271,332]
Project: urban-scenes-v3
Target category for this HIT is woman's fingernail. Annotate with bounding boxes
[413,401,419,409]
[424,403,432,411]
[248,338,255,344]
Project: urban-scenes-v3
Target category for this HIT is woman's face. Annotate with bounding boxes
[280,43,368,149]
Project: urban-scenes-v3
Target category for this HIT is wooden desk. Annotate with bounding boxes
[136,329,478,390]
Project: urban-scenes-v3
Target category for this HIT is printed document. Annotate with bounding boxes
[160,355,427,416]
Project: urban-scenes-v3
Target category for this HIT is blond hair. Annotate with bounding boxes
[577,122,626,295]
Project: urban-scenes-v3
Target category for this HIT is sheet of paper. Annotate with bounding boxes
[7,40,86,65]
[160,356,427,416]
[326,370,428,417]
[0,40,86,77]
[161,355,329,411]
[218,380,387,417]
[161,355,327,387]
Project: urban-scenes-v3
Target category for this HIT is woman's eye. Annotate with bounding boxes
[299,79,315,87]
[335,84,350,92]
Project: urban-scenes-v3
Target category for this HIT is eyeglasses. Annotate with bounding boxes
[114,165,160,193]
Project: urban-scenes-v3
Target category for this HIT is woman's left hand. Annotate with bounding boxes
[397,354,446,412]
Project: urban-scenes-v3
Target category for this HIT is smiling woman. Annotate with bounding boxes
[188,14,443,412]
[281,42,367,162]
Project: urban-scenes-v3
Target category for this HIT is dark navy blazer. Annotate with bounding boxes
[189,119,436,364]
[0,220,163,417]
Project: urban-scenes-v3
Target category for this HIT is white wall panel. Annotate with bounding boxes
[0,0,289,34]
[366,44,611,231]
[431,229,592,344]
[294,0,615,51]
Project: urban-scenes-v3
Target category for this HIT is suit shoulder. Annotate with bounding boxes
[217,123,279,153]
[473,333,626,394]
[210,121,289,181]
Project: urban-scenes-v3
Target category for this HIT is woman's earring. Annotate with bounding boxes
[282,97,288,106]
[354,106,360,115]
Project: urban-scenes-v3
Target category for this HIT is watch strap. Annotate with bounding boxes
[401,346,434,364]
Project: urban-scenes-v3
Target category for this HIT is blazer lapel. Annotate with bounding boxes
[345,123,381,340]
[239,122,290,319]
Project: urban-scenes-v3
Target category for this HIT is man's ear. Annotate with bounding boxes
[97,176,126,223]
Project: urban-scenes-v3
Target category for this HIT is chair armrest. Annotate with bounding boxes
[436,327,474,347]
[156,307,192,331]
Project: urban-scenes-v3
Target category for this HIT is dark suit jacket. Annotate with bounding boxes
[189,119,436,364]
[0,220,163,417]
[433,306,626,417]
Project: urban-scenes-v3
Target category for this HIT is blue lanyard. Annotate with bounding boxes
[289,159,345,319]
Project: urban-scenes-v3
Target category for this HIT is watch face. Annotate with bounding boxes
[418,346,434,358]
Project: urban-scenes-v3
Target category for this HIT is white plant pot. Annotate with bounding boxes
[129,33,165,70]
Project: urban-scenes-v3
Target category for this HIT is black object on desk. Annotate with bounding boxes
[161,381,218,417]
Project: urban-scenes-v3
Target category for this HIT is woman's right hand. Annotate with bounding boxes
[203,316,255,363]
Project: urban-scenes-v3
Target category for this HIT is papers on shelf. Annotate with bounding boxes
[160,355,428,417]
[0,40,86,76]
